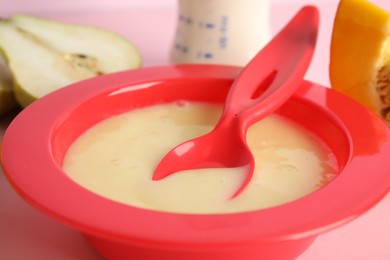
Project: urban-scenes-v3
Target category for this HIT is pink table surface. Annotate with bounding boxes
[1,1,390,259]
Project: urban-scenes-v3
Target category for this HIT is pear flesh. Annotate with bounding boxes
[0,56,17,115]
[0,15,141,107]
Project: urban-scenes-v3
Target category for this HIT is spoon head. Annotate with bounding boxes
[152,129,253,180]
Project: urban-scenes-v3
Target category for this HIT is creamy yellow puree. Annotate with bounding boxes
[62,102,337,214]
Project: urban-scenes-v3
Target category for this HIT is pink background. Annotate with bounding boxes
[1,0,390,259]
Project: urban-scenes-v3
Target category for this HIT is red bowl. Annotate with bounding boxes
[2,65,390,260]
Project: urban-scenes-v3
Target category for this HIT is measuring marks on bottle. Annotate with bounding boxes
[173,14,230,62]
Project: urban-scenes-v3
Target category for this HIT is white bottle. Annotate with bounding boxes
[170,0,271,66]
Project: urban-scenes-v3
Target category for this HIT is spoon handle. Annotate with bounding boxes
[221,6,318,129]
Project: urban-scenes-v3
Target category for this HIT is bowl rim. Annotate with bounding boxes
[2,64,390,248]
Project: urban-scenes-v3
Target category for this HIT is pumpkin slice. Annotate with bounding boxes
[329,0,390,125]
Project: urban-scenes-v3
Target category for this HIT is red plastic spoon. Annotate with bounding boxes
[153,6,318,198]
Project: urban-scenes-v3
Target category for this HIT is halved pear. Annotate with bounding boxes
[0,15,141,107]
[0,56,17,116]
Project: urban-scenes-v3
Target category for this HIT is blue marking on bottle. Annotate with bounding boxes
[219,16,229,49]
[204,53,213,59]
[181,46,188,53]
[205,23,215,29]
[219,36,228,49]
[220,15,228,33]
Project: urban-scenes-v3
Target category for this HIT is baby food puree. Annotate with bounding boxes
[62,102,337,214]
